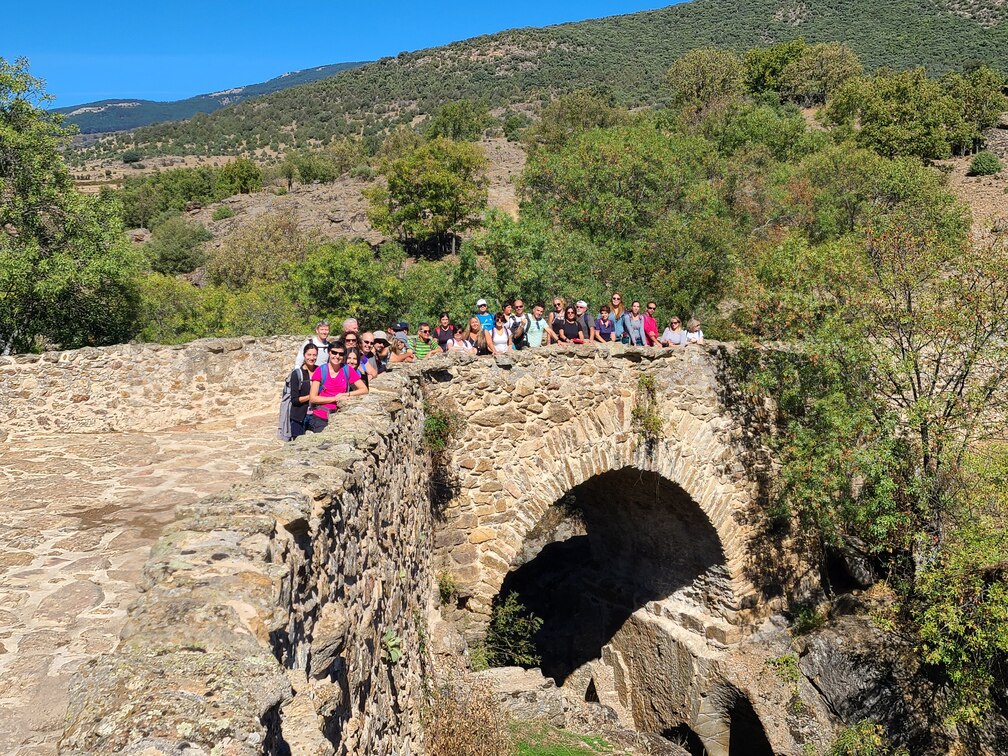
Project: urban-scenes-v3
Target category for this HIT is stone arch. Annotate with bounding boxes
[437,369,761,627]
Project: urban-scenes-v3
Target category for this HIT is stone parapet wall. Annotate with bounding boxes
[60,367,435,755]
[0,335,303,438]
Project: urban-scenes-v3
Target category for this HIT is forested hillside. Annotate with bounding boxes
[79,0,1008,158]
[53,61,366,134]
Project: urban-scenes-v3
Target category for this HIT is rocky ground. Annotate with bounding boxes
[0,414,279,755]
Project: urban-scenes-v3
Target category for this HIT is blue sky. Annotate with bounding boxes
[6,1,673,106]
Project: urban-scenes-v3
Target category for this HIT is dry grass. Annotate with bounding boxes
[423,666,514,756]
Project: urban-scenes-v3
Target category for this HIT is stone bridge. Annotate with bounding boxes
[1,339,815,755]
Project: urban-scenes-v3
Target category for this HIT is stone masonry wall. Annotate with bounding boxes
[422,345,787,633]
[0,336,303,439]
[60,367,435,755]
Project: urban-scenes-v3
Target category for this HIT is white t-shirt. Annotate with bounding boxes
[491,327,510,353]
[661,328,688,346]
[686,329,704,344]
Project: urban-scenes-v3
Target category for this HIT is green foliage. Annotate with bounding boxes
[423,404,464,455]
[512,721,615,755]
[423,99,490,141]
[205,209,314,288]
[117,161,263,228]
[0,57,144,353]
[632,374,662,447]
[665,47,745,115]
[823,66,1001,159]
[745,38,808,94]
[524,91,628,153]
[968,150,1002,176]
[366,137,488,248]
[211,205,234,221]
[791,606,826,635]
[437,571,458,606]
[381,628,403,664]
[484,592,543,668]
[216,157,262,195]
[121,148,142,164]
[912,445,1008,724]
[778,42,862,106]
[146,215,212,275]
[283,138,369,185]
[826,721,904,756]
[284,239,404,327]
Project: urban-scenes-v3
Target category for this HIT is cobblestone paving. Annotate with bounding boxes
[0,415,279,754]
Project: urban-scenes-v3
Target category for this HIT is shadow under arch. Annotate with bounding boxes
[496,466,729,684]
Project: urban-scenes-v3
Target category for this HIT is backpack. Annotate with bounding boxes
[276,369,296,441]
[318,363,352,393]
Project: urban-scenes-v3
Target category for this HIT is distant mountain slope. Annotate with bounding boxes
[85,0,1008,156]
[54,62,367,133]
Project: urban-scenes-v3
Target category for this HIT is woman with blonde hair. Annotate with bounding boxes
[469,315,493,355]
[685,318,705,345]
[548,296,565,328]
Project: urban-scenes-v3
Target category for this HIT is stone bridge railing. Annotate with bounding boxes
[43,339,805,754]
[0,336,302,440]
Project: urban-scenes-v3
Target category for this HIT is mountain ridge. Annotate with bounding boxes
[54,61,368,134]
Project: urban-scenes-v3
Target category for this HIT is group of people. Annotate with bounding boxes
[277,293,705,440]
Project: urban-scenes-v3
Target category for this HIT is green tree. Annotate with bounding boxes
[205,209,314,288]
[744,38,808,94]
[0,57,143,353]
[824,68,968,159]
[365,137,488,253]
[146,215,212,275]
[941,65,1008,153]
[216,157,263,196]
[285,240,404,327]
[664,47,744,118]
[779,42,862,106]
[423,99,490,141]
[523,90,628,153]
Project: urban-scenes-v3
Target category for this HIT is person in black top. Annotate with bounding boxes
[552,306,585,343]
[433,312,455,353]
[289,343,318,439]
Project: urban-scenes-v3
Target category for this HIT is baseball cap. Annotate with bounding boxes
[476,298,488,307]
[392,321,409,332]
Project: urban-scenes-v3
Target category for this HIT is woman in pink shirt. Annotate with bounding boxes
[307,344,368,432]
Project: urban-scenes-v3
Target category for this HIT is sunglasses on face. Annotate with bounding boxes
[332,352,346,358]
[362,339,374,345]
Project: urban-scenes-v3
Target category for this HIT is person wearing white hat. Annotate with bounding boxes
[575,300,596,343]
[475,298,494,331]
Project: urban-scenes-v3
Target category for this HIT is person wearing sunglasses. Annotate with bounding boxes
[661,317,688,348]
[358,332,380,380]
[548,297,565,329]
[643,301,660,346]
[307,345,368,432]
[609,293,628,343]
[409,322,441,360]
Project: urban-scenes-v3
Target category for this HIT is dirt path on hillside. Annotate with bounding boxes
[0,415,279,755]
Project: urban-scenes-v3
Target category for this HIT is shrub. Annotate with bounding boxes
[146,215,212,275]
[438,571,459,606]
[484,592,543,668]
[212,205,235,221]
[205,209,313,288]
[826,721,904,756]
[422,667,512,756]
[968,150,1002,176]
[423,404,464,455]
[122,148,142,164]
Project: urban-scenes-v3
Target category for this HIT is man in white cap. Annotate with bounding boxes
[475,298,494,331]
[575,300,596,343]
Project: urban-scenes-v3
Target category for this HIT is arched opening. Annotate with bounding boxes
[494,467,730,684]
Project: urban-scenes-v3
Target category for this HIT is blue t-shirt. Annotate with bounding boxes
[595,316,615,340]
[476,312,495,331]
